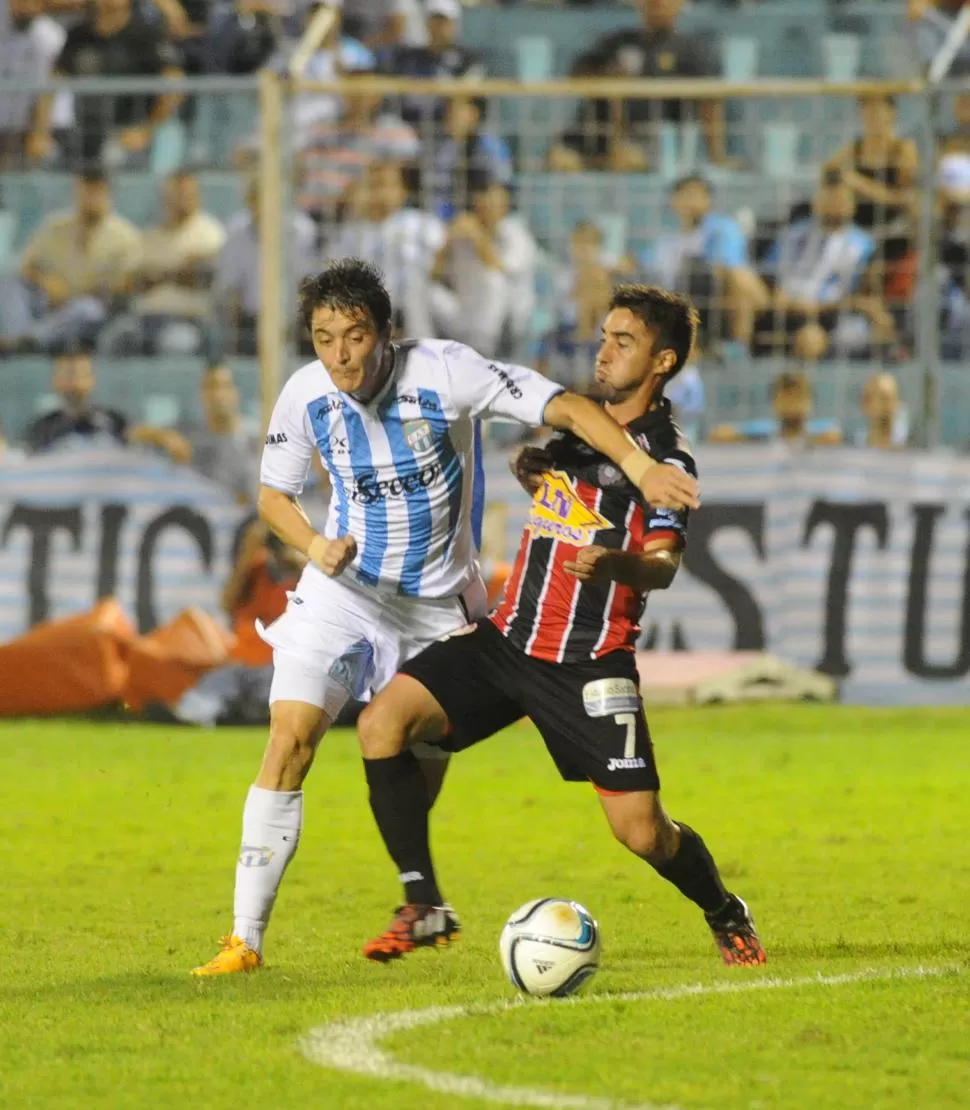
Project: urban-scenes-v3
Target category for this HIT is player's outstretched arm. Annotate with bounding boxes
[257,485,357,578]
[542,392,700,511]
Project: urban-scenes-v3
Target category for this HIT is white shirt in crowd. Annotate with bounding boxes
[213,208,317,318]
[134,210,227,318]
[327,208,446,335]
[0,9,71,131]
[432,215,538,357]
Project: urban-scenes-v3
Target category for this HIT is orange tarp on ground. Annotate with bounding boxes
[0,599,236,716]
[123,607,236,711]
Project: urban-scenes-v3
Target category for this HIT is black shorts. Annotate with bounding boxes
[399,619,660,794]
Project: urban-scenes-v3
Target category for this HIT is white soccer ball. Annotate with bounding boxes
[499,898,601,997]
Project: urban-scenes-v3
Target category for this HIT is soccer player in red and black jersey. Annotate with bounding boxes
[358,285,766,968]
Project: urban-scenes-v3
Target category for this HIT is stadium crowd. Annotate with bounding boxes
[0,0,966,448]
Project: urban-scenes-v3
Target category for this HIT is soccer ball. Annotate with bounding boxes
[499,898,601,997]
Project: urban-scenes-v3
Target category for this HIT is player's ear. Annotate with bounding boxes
[656,348,677,376]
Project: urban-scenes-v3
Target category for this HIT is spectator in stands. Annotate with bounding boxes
[709,370,842,445]
[327,162,445,336]
[859,372,908,449]
[430,177,538,358]
[548,0,730,172]
[34,0,183,169]
[0,170,141,356]
[665,361,705,444]
[824,94,918,276]
[343,0,421,51]
[753,171,895,362]
[104,171,226,356]
[426,95,513,221]
[213,177,317,356]
[173,520,305,726]
[209,0,284,74]
[295,55,419,221]
[23,339,191,459]
[385,0,484,129]
[940,91,970,160]
[642,175,769,348]
[935,163,970,357]
[909,0,970,77]
[0,0,69,168]
[177,363,262,502]
[538,220,614,383]
[0,418,27,465]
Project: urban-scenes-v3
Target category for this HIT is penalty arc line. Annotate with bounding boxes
[299,963,962,1110]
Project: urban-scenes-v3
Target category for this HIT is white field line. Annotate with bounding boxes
[300,964,962,1110]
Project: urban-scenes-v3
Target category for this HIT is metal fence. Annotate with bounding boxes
[2,73,970,450]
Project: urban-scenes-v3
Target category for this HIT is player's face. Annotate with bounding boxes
[310,305,389,396]
[594,308,673,400]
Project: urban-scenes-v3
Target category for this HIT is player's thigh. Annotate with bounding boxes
[520,652,661,795]
[357,673,452,758]
[370,577,489,694]
[261,581,378,721]
[396,620,524,755]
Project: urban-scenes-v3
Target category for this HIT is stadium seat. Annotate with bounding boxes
[515,36,554,83]
[822,34,861,81]
[150,119,188,175]
[761,122,801,180]
[0,211,18,275]
[722,36,759,82]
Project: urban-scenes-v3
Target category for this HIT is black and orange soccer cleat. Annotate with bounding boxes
[705,895,767,967]
[362,903,461,963]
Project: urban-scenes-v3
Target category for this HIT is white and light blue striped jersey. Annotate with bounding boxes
[260,339,564,599]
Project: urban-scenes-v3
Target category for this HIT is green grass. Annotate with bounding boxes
[1,707,968,1110]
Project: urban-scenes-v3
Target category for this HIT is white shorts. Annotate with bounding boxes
[257,564,488,722]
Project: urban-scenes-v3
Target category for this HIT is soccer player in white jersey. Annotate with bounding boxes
[192,259,700,975]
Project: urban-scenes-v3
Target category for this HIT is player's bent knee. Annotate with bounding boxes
[357,699,408,759]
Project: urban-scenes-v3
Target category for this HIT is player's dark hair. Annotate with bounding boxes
[298,258,393,335]
[608,283,699,382]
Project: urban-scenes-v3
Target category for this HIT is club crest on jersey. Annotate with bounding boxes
[403,419,434,453]
[526,470,611,546]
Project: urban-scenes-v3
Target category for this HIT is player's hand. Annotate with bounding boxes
[638,463,701,511]
[563,545,613,583]
[309,534,357,577]
[510,445,554,495]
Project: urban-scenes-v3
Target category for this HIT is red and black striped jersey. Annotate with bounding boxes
[490,398,695,663]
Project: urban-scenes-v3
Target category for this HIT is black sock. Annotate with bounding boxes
[363,751,442,906]
[650,822,730,916]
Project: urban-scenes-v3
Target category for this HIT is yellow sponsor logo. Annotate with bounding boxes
[526,470,611,546]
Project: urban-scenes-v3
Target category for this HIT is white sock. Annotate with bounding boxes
[232,785,303,955]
